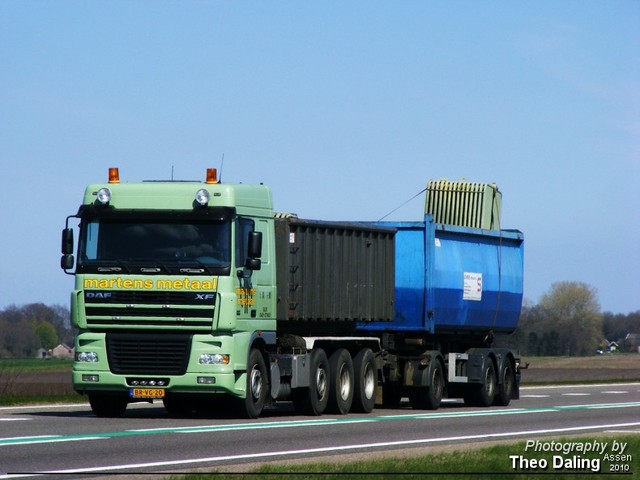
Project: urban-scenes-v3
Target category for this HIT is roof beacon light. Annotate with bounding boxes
[108,168,120,183]
[205,168,218,184]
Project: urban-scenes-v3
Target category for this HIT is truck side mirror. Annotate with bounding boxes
[245,231,262,271]
[61,254,75,271]
[61,228,75,271]
[62,228,74,255]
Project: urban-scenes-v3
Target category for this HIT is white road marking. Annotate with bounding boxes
[29,421,640,475]
[561,393,590,396]
[520,394,550,398]
[601,390,628,394]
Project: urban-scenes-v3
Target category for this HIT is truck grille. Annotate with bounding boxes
[106,332,192,375]
[84,290,215,330]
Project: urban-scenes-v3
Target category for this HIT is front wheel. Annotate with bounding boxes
[241,348,268,419]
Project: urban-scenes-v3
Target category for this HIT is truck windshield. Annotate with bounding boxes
[78,218,231,275]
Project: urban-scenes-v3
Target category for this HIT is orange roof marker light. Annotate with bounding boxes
[205,168,219,184]
[108,167,120,183]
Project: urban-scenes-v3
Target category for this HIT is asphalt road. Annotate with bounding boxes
[1,383,639,478]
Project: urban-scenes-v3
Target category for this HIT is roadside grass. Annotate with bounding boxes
[0,358,73,372]
[522,354,639,370]
[0,394,82,406]
[169,435,640,480]
[0,358,76,405]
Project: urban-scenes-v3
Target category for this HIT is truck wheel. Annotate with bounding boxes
[242,348,268,419]
[493,360,515,406]
[328,349,354,415]
[353,348,377,413]
[89,394,128,418]
[409,360,444,410]
[292,348,329,416]
[464,360,497,407]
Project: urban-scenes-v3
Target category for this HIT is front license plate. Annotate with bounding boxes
[130,388,165,399]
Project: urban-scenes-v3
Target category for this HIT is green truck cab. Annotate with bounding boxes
[62,168,277,417]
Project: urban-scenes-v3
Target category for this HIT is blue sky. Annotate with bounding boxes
[1,1,638,314]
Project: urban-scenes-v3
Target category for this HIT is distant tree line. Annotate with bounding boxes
[0,282,638,358]
[498,281,640,356]
[0,304,74,358]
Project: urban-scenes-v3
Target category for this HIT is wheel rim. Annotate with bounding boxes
[338,364,352,401]
[250,365,263,401]
[485,366,496,397]
[503,366,513,394]
[432,367,443,399]
[363,364,375,399]
[316,366,328,401]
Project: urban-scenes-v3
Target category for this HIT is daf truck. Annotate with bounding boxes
[61,168,524,418]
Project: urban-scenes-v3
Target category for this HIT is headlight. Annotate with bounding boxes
[199,353,229,365]
[97,188,111,204]
[76,351,99,362]
[195,188,210,206]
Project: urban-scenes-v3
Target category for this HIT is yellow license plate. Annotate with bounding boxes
[130,388,165,399]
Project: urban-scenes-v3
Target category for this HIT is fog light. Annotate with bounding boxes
[199,353,229,365]
[76,351,98,362]
[82,375,99,382]
[197,376,216,385]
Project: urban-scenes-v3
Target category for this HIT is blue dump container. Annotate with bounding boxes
[357,215,524,336]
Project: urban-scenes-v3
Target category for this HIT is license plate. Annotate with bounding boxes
[130,388,165,399]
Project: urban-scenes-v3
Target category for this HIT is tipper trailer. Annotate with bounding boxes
[61,168,524,418]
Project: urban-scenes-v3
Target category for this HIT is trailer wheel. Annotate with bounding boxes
[328,349,354,415]
[292,348,329,416]
[353,348,377,413]
[409,360,444,410]
[89,393,128,418]
[242,348,268,419]
[493,360,515,406]
[464,360,496,407]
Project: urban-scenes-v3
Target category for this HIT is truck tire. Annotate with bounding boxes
[408,360,444,410]
[328,349,354,415]
[292,348,329,416]
[494,360,515,406]
[352,348,377,413]
[464,360,496,407]
[89,393,128,418]
[242,348,268,419]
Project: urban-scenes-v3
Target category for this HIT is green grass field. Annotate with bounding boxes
[167,434,639,480]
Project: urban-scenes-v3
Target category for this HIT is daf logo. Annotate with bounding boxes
[86,292,112,299]
[195,294,215,301]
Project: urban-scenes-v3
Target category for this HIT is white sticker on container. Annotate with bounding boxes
[289,232,296,244]
[435,238,441,247]
[463,272,482,301]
